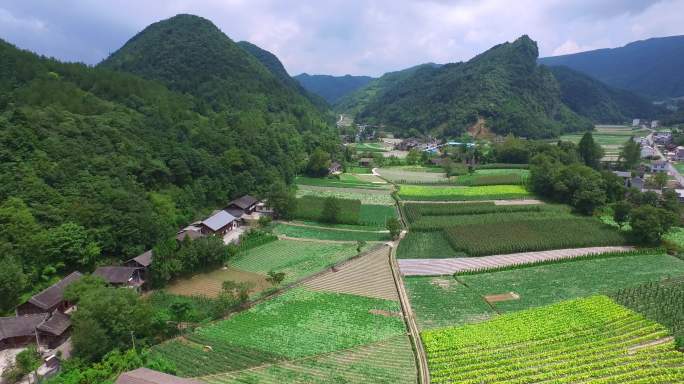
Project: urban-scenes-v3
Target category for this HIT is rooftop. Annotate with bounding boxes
[37,312,71,336]
[228,195,258,210]
[201,210,237,232]
[93,266,141,284]
[0,314,48,340]
[129,250,153,267]
[27,271,83,310]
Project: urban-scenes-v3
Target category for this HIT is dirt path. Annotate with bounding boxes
[389,233,431,383]
[278,221,389,233]
[398,246,635,276]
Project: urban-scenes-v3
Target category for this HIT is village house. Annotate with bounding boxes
[93,266,145,289]
[397,138,420,151]
[227,195,259,215]
[653,132,672,145]
[36,312,72,349]
[200,210,238,235]
[0,314,47,350]
[676,146,684,161]
[328,161,342,175]
[116,368,202,384]
[125,250,153,280]
[176,226,204,243]
[649,160,668,173]
[16,272,83,316]
[640,145,658,159]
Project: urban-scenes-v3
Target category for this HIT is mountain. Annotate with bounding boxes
[236,41,329,110]
[335,63,440,116]
[349,36,591,138]
[294,74,374,104]
[0,15,340,265]
[548,66,658,123]
[539,35,684,99]
[99,14,329,127]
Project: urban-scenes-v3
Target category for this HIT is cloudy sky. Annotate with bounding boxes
[1,0,683,77]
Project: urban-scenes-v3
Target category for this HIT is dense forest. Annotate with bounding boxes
[0,15,338,312]
[346,36,592,138]
[539,35,684,99]
[294,73,375,104]
[549,66,658,123]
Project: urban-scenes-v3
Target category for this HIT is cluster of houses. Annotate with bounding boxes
[632,119,660,129]
[0,195,265,380]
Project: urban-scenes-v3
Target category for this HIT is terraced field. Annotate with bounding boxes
[297,184,395,205]
[303,245,398,301]
[229,240,360,284]
[422,296,684,383]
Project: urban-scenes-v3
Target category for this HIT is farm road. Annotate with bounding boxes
[398,246,635,276]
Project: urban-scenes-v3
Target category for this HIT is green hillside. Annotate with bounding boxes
[549,66,658,123]
[237,41,329,111]
[347,36,592,138]
[294,73,375,104]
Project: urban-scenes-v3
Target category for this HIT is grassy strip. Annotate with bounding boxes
[274,223,390,242]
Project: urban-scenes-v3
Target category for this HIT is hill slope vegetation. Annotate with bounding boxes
[348,36,591,138]
[539,35,684,99]
[295,73,375,104]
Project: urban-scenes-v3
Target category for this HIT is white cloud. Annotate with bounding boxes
[0,0,683,76]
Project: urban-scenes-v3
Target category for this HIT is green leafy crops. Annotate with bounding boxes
[294,195,360,224]
[444,218,627,256]
[273,224,390,242]
[398,184,531,201]
[422,296,684,383]
[152,288,406,376]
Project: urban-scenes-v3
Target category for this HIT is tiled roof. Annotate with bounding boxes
[28,271,83,310]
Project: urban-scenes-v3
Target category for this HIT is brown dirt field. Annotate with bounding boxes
[165,267,271,298]
[302,245,399,301]
[484,292,520,303]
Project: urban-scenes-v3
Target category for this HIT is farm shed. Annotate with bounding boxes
[36,312,72,349]
[16,271,83,316]
[93,266,145,288]
[115,368,202,384]
[227,195,259,214]
[200,210,238,235]
[329,161,342,175]
[0,314,47,350]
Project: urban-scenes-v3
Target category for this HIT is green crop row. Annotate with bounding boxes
[454,173,525,186]
[397,184,531,201]
[443,217,627,256]
[294,195,361,224]
[273,223,390,242]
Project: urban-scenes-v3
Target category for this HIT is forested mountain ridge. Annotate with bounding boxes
[539,35,684,99]
[0,18,339,311]
[350,36,591,138]
[99,14,330,128]
[548,66,658,123]
[237,41,329,111]
[294,73,375,104]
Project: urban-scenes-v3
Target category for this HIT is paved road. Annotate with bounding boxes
[398,246,635,276]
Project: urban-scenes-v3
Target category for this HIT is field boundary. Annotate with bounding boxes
[389,233,430,384]
[398,246,635,276]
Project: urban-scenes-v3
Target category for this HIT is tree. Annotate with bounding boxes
[652,172,668,191]
[406,149,420,165]
[386,218,401,240]
[321,197,341,223]
[0,257,26,313]
[39,222,101,269]
[70,285,154,362]
[266,271,285,286]
[630,205,678,244]
[267,181,297,220]
[578,132,604,169]
[356,240,366,253]
[620,138,641,170]
[305,148,331,177]
[612,201,631,229]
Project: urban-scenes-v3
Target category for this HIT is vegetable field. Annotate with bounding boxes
[296,185,395,205]
[273,223,390,242]
[396,232,463,259]
[398,184,531,201]
[294,195,361,224]
[152,288,406,377]
[444,218,627,256]
[376,167,449,184]
[359,204,398,227]
[295,176,388,190]
[229,240,359,284]
[422,296,684,383]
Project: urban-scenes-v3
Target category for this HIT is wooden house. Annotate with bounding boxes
[328,161,342,175]
[227,195,259,215]
[0,314,47,350]
[36,312,72,349]
[200,210,238,235]
[16,272,83,316]
[115,368,202,384]
[125,250,153,280]
[93,266,145,289]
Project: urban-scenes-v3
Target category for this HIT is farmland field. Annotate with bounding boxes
[376,167,449,184]
[359,204,397,227]
[665,227,684,247]
[396,232,463,259]
[403,253,684,329]
[398,184,531,201]
[229,240,360,284]
[165,267,271,298]
[273,223,390,242]
[422,296,684,383]
[294,195,361,224]
[444,217,627,256]
[453,173,526,186]
[353,142,390,152]
[201,335,416,384]
[152,288,406,377]
[295,175,389,190]
[297,184,395,205]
